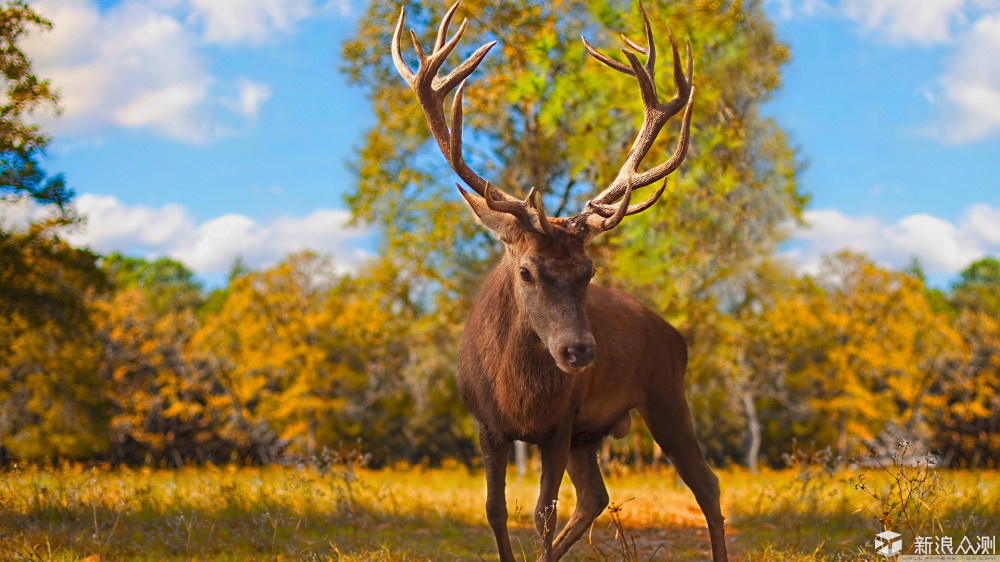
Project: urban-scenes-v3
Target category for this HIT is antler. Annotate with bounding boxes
[575,0,695,230]
[392,3,553,236]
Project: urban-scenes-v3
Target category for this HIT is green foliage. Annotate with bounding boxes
[343,0,803,295]
[343,0,806,461]
[101,253,204,313]
[950,257,1000,314]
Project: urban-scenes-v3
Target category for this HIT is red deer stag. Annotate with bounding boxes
[391,2,727,560]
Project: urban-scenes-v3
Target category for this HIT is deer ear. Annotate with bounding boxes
[457,185,523,243]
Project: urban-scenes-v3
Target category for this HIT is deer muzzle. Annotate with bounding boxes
[551,332,596,374]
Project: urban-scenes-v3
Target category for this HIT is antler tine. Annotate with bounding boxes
[439,39,496,94]
[588,176,667,218]
[393,2,553,236]
[582,0,655,77]
[425,15,469,82]
[483,183,554,235]
[392,7,416,84]
[620,34,645,54]
[581,34,634,75]
[390,2,492,195]
[631,90,693,188]
[584,176,633,232]
[409,29,427,64]
[433,1,462,52]
[624,0,655,76]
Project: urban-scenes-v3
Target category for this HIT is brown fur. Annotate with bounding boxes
[457,221,728,562]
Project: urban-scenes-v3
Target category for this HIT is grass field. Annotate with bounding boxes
[1,453,998,561]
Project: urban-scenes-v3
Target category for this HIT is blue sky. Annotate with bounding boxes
[7,0,1000,288]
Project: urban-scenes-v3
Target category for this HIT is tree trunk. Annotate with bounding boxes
[632,432,644,472]
[307,413,317,461]
[515,440,528,477]
[838,413,847,467]
[652,441,663,470]
[742,385,761,474]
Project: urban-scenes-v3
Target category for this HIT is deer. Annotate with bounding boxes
[390,1,727,561]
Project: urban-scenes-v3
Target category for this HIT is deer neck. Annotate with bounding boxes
[460,254,577,439]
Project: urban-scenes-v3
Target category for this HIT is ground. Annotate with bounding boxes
[1,457,997,560]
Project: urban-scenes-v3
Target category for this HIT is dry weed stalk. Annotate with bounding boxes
[854,438,944,554]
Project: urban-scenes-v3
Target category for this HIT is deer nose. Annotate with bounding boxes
[563,344,595,368]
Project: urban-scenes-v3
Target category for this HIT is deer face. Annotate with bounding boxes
[458,191,598,374]
[511,228,597,374]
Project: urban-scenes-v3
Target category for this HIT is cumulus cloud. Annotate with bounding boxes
[786,203,1000,278]
[5,194,372,276]
[937,12,1000,143]
[22,0,349,143]
[23,0,274,143]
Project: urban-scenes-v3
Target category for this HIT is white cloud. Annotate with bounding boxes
[23,0,275,144]
[786,204,1000,278]
[223,79,272,120]
[839,0,967,44]
[832,1,1000,143]
[937,12,1000,143]
[0,197,40,231]
[3,194,372,276]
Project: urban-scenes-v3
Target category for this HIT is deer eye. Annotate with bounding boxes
[519,267,533,283]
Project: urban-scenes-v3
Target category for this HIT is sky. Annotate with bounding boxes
[4,0,1000,289]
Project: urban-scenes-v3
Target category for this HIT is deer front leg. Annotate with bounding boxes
[550,441,608,559]
[535,421,573,562]
[480,427,516,562]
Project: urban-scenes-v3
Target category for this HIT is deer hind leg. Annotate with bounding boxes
[550,441,609,560]
[639,395,728,562]
[480,427,516,562]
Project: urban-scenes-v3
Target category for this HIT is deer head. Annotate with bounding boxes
[392,0,694,374]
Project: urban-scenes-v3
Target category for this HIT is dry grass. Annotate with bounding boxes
[0,458,997,561]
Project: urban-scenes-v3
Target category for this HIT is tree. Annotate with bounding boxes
[926,257,1000,466]
[950,257,1000,315]
[0,4,96,461]
[190,253,354,460]
[101,253,204,313]
[927,309,1000,466]
[343,0,805,457]
[98,287,208,465]
[0,1,69,207]
[0,223,109,460]
[325,255,478,465]
[748,253,962,462]
[343,0,803,289]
